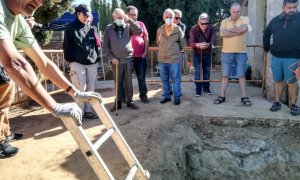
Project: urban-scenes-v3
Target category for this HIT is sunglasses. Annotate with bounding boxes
[175,17,181,20]
[128,13,137,16]
[200,23,209,25]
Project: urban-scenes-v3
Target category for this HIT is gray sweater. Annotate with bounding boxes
[103,19,143,64]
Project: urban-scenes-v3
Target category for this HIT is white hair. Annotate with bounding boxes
[112,8,124,17]
[199,13,209,21]
[173,9,182,17]
[163,8,175,18]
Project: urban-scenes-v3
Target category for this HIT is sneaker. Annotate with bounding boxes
[290,104,300,116]
[83,112,98,119]
[195,92,201,97]
[5,133,23,142]
[204,89,212,95]
[0,142,19,157]
[141,97,150,104]
[270,102,281,112]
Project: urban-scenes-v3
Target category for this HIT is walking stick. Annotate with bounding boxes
[115,64,119,116]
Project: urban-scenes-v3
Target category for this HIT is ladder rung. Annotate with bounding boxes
[126,165,138,180]
[93,128,115,150]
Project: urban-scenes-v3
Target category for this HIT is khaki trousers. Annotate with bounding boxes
[0,81,14,143]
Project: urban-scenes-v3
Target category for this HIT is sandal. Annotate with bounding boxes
[241,97,252,106]
[214,96,225,104]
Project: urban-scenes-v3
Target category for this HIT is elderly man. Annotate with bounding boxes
[156,8,185,105]
[263,0,300,116]
[103,8,143,112]
[214,2,252,106]
[173,9,186,34]
[189,13,216,96]
[63,4,100,120]
[126,6,150,104]
[0,0,101,157]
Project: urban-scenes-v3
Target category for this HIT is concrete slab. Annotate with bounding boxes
[96,75,299,127]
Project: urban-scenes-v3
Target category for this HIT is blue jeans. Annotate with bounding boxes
[133,57,148,98]
[193,52,211,93]
[167,53,183,93]
[159,62,181,99]
[221,53,248,77]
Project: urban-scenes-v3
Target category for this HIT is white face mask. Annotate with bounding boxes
[164,18,173,25]
[115,19,124,26]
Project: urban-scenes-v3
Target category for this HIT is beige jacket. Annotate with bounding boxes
[156,24,185,64]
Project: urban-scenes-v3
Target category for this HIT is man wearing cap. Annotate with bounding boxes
[63,4,100,120]
[0,0,101,158]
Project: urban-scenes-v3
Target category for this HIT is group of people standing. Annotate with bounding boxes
[1,0,299,158]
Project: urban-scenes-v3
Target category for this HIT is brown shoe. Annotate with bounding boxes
[110,102,122,112]
[127,102,139,110]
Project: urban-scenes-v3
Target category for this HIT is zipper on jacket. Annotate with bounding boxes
[284,18,287,28]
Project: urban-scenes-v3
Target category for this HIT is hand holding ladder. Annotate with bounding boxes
[60,96,150,180]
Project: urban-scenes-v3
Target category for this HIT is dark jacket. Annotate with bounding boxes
[263,12,300,58]
[103,19,143,64]
[188,24,216,55]
[63,18,100,65]
[177,22,186,34]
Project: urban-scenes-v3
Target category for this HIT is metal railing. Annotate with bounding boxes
[12,45,266,105]
[13,50,67,105]
[147,45,266,86]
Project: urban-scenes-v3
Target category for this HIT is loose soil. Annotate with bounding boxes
[1,81,299,180]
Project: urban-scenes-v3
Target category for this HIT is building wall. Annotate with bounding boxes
[245,0,266,82]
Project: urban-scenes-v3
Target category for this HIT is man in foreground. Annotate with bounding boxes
[0,0,101,157]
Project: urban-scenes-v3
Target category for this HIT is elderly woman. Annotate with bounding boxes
[156,8,185,105]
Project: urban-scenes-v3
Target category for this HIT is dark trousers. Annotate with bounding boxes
[133,57,148,98]
[193,52,211,93]
[112,60,133,103]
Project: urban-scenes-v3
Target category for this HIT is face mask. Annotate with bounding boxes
[115,19,124,26]
[164,18,173,25]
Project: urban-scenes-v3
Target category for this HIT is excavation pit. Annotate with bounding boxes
[145,115,300,180]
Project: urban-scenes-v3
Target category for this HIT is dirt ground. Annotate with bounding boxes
[1,78,299,179]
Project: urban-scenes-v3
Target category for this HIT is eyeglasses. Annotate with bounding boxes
[128,13,137,16]
[200,23,209,26]
[175,17,181,20]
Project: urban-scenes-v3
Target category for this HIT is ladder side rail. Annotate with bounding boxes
[91,99,150,179]
[60,117,115,180]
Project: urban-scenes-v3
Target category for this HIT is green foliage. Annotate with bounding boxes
[111,0,119,10]
[91,0,117,31]
[33,0,75,46]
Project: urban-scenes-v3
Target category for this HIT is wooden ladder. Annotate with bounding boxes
[60,98,150,180]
